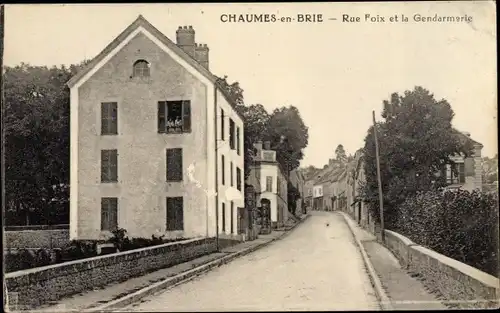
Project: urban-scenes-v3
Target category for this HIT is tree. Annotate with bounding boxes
[335,144,347,163]
[287,181,301,215]
[4,61,89,225]
[216,76,309,179]
[361,86,473,226]
[264,106,309,173]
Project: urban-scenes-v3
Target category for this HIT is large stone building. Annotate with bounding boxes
[67,15,244,240]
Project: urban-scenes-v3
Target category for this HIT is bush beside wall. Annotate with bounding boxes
[392,190,499,277]
[5,237,217,309]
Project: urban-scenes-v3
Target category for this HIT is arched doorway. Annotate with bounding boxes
[260,198,272,234]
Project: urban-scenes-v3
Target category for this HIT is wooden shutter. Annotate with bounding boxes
[101,198,117,231]
[230,201,234,234]
[221,109,225,140]
[166,148,183,181]
[101,150,109,182]
[229,119,235,149]
[236,127,240,155]
[182,101,191,132]
[221,155,225,185]
[237,167,241,191]
[110,102,118,135]
[166,197,184,231]
[230,162,234,186]
[222,202,226,232]
[101,102,109,135]
[110,150,118,182]
[158,101,166,133]
[266,176,272,192]
[459,163,466,183]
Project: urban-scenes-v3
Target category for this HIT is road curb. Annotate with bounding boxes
[87,214,310,312]
[339,212,393,311]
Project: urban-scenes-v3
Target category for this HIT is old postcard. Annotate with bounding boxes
[1,1,498,312]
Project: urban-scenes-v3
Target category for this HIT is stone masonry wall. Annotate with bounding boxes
[5,237,217,309]
[384,230,499,309]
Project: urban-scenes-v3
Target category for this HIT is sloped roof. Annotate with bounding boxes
[66,15,244,120]
[452,129,483,148]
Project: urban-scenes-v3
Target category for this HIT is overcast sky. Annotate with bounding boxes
[4,2,497,167]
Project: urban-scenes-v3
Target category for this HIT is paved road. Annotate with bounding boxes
[125,211,380,311]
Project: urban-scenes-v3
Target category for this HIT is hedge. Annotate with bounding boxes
[393,189,499,277]
[4,229,189,273]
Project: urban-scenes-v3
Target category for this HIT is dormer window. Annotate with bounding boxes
[133,60,150,77]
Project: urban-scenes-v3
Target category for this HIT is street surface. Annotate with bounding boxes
[125,211,380,311]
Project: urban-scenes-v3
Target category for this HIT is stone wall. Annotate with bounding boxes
[4,225,70,249]
[384,230,499,309]
[5,237,217,309]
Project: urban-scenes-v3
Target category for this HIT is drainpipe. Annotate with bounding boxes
[214,85,220,251]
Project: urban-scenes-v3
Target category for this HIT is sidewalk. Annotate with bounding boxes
[30,215,309,312]
[340,212,447,310]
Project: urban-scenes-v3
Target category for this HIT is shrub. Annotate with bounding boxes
[394,190,499,277]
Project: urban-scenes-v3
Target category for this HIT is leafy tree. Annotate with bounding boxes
[287,181,301,215]
[216,76,309,178]
[264,106,309,173]
[4,61,89,225]
[362,86,473,227]
[335,144,347,163]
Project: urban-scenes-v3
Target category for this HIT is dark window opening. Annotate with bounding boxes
[166,197,184,231]
[230,201,234,234]
[230,162,234,187]
[221,109,225,141]
[158,101,191,134]
[229,119,235,149]
[222,202,226,232]
[221,155,225,185]
[166,148,183,181]
[101,150,118,183]
[236,126,240,155]
[237,167,242,191]
[101,102,118,135]
[101,198,118,231]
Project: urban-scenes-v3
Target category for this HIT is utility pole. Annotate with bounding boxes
[1,4,5,233]
[372,110,385,242]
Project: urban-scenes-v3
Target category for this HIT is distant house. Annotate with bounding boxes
[67,15,245,240]
[289,169,306,214]
[441,130,483,192]
[247,141,289,229]
[312,160,345,211]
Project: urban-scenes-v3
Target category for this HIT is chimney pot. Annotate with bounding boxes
[183,26,187,29]
[189,25,193,29]
[177,26,182,30]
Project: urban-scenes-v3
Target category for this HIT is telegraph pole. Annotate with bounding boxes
[1,4,5,234]
[372,111,385,242]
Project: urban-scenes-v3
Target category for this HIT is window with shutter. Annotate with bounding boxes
[237,167,242,191]
[230,201,234,234]
[101,150,118,182]
[459,163,466,183]
[221,109,225,141]
[166,148,183,181]
[101,198,118,231]
[266,176,273,192]
[230,162,234,187]
[236,127,240,155]
[101,102,118,135]
[158,101,191,133]
[221,155,225,185]
[158,101,166,133]
[222,202,226,232]
[166,197,184,231]
[229,119,235,149]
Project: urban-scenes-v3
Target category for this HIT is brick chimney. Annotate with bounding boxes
[263,141,271,150]
[176,26,195,58]
[195,43,209,70]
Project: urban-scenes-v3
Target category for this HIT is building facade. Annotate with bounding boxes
[247,142,289,228]
[68,16,244,240]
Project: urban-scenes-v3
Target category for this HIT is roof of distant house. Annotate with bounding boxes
[66,15,244,121]
[452,129,483,148]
